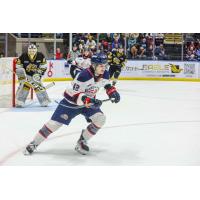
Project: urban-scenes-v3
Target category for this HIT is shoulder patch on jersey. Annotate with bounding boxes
[77,69,93,82]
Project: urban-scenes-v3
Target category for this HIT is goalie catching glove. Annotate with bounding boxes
[82,96,102,109]
[105,84,120,103]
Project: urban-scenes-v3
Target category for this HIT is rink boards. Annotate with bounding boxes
[42,60,200,82]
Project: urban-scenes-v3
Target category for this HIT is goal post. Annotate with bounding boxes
[0,57,33,108]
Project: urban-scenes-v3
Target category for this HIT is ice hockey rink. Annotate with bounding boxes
[0,80,200,166]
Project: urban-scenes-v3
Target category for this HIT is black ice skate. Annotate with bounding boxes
[112,80,117,86]
[75,130,89,155]
[23,141,38,155]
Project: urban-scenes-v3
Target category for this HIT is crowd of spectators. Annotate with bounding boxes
[72,33,125,53]
[3,33,200,61]
[185,40,200,61]
[126,33,168,60]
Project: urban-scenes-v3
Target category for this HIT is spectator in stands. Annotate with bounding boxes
[106,33,113,51]
[186,45,196,61]
[102,40,109,51]
[155,44,167,60]
[85,35,96,51]
[55,48,63,59]
[195,46,200,61]
[145,33,153,47]
[121,33,126,47]
[112,35,121,49]
[113,33,120,40]
[99,33,107,42]
[146,44,154,59]
[137,37,147,59]
[188,41,195,50]
[127,33,139,58]
[78,43,84,54]
[155,33,164,46]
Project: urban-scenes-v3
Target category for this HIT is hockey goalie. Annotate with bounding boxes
[15,44,51,107]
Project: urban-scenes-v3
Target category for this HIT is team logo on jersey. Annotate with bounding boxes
[85,85,99,95]
[60,114,68,120]
[26,64,38,72]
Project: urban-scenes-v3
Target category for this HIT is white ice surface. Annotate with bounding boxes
[1,80,200,165]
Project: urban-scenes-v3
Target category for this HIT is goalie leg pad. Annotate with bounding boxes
[16,68,27,81]
[35,90,51,107]
[16,83,31,106]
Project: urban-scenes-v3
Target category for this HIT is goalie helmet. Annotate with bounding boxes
[28,44,37,59]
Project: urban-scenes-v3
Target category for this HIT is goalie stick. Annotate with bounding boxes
[24,81,55,91]
[5,64,55,91]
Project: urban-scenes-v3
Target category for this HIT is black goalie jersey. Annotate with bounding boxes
[16,52,47,76]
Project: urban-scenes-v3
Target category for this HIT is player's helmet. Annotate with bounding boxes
[28,44,37,59]
[91,53,107,65]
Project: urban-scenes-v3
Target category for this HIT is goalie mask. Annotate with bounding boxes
[28,44,37,60]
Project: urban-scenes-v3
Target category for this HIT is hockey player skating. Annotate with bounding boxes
[70,50,91,79]
[107,46,127,86]
[24,53,120,155]
[67,45,81,65]
[16,44,51,107]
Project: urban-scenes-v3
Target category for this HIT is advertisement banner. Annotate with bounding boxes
[122,60,199,78]
[43,60,71,79]
[42,59,200,81]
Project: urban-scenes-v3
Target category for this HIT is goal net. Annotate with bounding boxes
[0,57,33,107]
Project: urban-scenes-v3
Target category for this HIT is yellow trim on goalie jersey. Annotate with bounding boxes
[42,77,200,82]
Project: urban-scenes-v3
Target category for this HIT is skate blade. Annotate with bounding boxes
[75,146,88,155]
[23,148,33,156]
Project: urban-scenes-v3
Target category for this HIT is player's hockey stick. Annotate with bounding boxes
[55,98,114,109]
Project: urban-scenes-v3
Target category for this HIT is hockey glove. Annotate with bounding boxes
[82,96,102,109]
[106,86,120,103]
